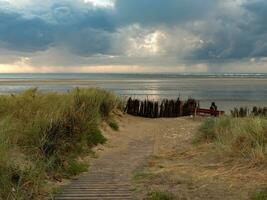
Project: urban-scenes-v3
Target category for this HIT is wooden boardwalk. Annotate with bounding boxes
[53,137,154,200]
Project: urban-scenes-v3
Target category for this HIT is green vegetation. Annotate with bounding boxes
[147,191,175,200]
[108,120,119,131]
[63,159,88,177]
[133,171,154,181]
[251,188,267,200]
[197,116,267,163]
[86,127,107,146]
[0,88,120,199]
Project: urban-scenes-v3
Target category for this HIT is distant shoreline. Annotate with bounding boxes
[0,74,266,112]
[0,77,267,84]
[0,72,267,79]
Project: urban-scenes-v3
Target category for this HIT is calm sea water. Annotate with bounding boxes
[0,73,266,112]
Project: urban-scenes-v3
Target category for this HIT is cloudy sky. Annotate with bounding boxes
[0,0,267,73]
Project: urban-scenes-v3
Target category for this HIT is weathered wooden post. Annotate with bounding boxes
[154,102,159,118]
[139,101,144,116]
[148,101,153,118]
[133,99,139,116]
[164,99,168,117]
[159,101,164,118]
[126,98,133,114]
[144,100,147,117]
[170,99,175,117]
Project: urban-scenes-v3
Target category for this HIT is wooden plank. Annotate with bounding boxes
[55,194,132,197]
[55,197,132,199]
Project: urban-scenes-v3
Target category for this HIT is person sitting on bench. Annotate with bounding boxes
[210,102,218,116]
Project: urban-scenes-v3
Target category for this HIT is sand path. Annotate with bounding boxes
[53,115,159,200]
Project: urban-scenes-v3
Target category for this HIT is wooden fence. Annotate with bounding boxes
[124,98,199,118]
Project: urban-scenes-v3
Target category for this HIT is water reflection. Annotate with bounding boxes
[0,75,266,112]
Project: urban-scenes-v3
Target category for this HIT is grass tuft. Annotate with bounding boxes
[109,120,119,131]
[133,171,154,181]
[251,188,267,200]
[64,159,88,177]
[147,191,175,200]
[86,127,107,146]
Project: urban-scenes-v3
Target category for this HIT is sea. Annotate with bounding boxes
[0,73,266,112]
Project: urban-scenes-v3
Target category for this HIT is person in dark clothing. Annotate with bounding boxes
[210,102,218,116]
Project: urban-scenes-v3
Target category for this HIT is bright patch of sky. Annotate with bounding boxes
[3,0,115,7]
[84,0,114,8]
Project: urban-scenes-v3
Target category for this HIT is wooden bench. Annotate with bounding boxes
[191,108,225,116]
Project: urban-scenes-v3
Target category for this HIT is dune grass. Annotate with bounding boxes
[147,191,175,200]
[251,188,267,200]
[108,120,119,131]
[0,88,120,199]
[196,116,267,164]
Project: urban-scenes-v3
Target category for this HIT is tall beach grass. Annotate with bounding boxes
[0,88,120,199]
[197,116,267,164]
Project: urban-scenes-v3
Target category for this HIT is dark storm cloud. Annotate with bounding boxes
[191,0,267,60]
[0,1,115,55]
[243,0,267,57]
[115,0,218,26]
[65,28,113,56]
[0,11,55,52]
[51,4,116,56]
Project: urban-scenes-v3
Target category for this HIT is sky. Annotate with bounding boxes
[0,0,267,73]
